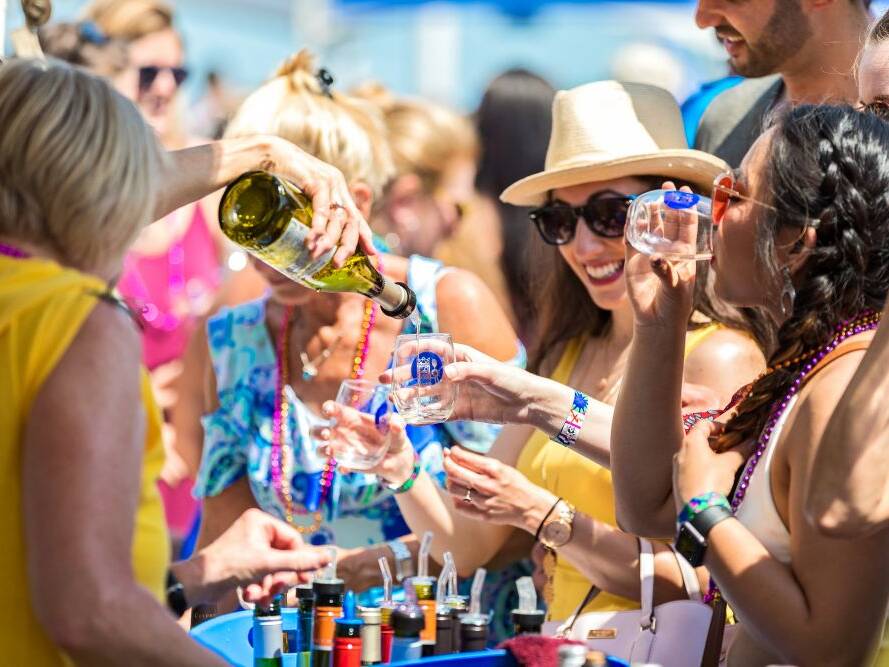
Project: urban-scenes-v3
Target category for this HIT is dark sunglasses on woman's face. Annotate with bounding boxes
[529,190,636,245]
[138,65,189,92]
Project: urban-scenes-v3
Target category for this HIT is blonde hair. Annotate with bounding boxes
[354,83,477,191]
[82,0,174,41]
[225,50,395,198]
[0,59,166,271]
[38,22,129,78]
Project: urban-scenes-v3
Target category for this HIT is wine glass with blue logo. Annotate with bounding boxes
[328,379,394,470]
[391,332,457,424]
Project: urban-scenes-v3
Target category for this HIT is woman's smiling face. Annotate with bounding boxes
[551,176,649,312]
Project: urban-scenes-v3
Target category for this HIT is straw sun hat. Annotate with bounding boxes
[500,80,728,206]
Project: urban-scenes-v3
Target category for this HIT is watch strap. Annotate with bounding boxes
[690,504,734,538]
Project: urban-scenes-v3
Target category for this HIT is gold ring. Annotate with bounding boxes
[329,202,346,211]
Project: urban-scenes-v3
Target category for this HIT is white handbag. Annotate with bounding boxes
[542,538,713,667]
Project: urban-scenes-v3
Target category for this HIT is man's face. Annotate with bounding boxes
[695,0,812,77]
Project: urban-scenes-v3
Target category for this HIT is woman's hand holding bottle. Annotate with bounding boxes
[624,181,698,332]
[264,135,376,265]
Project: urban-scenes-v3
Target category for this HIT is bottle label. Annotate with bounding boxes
[410,352,444,386]
[252,219,336,284]
[254,617,284,659]
[314,606,341,650]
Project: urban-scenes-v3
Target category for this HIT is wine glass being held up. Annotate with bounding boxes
[380,342,576,427]
[624,181,698,333]
[314,401,417,488]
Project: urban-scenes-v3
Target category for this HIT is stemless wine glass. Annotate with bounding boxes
[625,189,715,261]
[328,379,393,470]
[391,333,457,424]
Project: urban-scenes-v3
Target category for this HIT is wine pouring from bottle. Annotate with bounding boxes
[219,171,417,319]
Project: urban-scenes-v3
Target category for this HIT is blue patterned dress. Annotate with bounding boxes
[195,256,522,540]
[195,255,529,638]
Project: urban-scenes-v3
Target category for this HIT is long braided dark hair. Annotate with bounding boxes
[717,104,889,451]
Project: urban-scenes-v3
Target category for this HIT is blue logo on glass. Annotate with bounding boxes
[411,351,444,386]
[374,400,390,428]
[664,191,700,210]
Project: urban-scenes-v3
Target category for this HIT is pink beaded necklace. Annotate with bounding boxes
[270,259,380,531]
[704,309,881,602]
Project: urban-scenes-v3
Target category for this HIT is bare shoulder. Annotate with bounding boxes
[435,268,518,361]
[781,344,868,467]
[684,328,766,406]
[686,327,765,369]
[66,300,142,376]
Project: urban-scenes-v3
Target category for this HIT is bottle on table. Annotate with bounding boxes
[333,591,363,667]
[557,644,588,667]
[433,552,456,656]
[295,582,315,666]
[388,604,425,662]
[444,595,468,653]
[357,606,382,666]
[376,556,396,663]
[511,576,545,636]
[219,171,416,319]
[413,532,437,657]
[313,551,346,667]
[253,596,284,667]
[388,579,425,662]
[458,568,489,653]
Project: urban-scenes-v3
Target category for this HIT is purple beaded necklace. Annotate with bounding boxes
[0,242,30,259]
[704,309,881,602]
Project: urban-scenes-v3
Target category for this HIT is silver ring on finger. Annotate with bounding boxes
[463,487,473,504]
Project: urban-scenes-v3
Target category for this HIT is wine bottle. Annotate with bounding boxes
[253,597,284,667]
[219,171,416,319]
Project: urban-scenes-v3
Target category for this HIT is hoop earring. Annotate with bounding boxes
[780,266,796,318]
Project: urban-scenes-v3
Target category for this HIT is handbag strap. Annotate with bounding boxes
[638,538,655,628]
[560,582,602,636]
[668,544,702,602]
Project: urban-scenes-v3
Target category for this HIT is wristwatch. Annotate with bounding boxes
[166,570,189,617]
[387,539,414,582]
[538,500,576,550]
[675,504,734,567]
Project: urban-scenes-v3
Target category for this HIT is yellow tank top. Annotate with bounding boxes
[0,256,169,666]
[517,325,720,621]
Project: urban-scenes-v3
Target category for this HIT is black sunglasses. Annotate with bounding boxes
[529,191,636,245]
[138,65,189,92]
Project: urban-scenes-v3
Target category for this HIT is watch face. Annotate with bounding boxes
[542,521,571,547]
[676,521,706,568]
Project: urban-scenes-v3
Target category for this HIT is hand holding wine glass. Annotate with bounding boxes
[624,181,699,331]
[314,400,417,488]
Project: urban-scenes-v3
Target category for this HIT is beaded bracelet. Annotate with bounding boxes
[387,450,421,494]
[677,492,732,529]
[551,390,591,447]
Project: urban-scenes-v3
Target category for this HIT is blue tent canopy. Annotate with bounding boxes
[339,0,692,19]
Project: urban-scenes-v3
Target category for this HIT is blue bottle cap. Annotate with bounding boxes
[335,591,364,633]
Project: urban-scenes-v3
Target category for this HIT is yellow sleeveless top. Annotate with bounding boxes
[517,325,720,621]
[0,256,169,666]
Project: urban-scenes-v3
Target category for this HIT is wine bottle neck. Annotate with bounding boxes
[375,279,416,320]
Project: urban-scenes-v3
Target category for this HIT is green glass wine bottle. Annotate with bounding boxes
[219,171,416,319]
[253,596,284,667]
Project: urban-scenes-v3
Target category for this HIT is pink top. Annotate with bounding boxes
[118,205,223,370]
